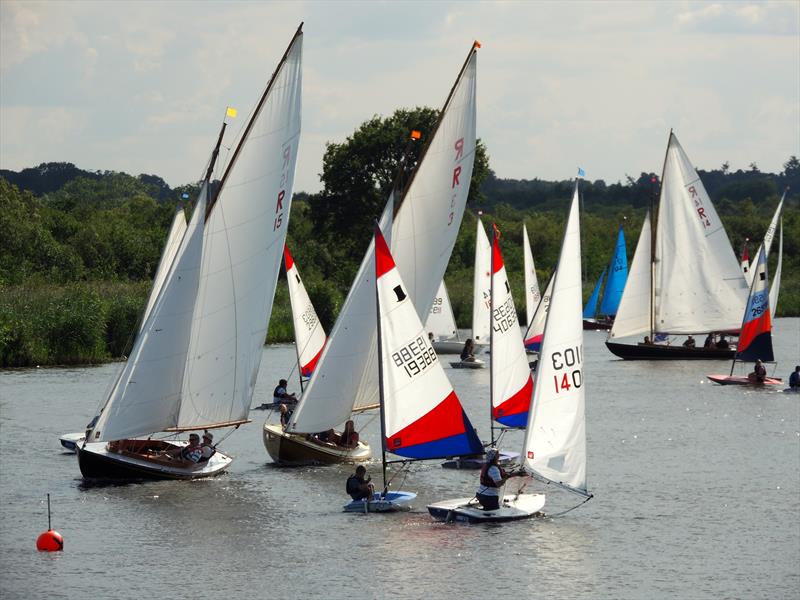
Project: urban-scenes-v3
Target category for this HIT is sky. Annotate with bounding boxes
[1,1,798,193]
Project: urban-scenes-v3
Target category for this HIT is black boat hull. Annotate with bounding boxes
[606,341,735,360]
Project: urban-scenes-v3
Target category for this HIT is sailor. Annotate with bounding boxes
[476,448,523,511]
[789,366,800,390]
[200,431,215,461]
[460,339,476,362]
[346,465,374,501]
[749,359,767,383]
[683,336,696,349]
[716,335,730,349]
[272,379,297,405]
[279,403,292,429]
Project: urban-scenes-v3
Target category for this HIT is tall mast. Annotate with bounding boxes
[374,224,389,497]
[489,224,496,448]
[651,130,671,339]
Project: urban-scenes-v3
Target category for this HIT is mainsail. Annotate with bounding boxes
[426,280,459,341]
[522,182,589,496]
[289,42,478,434]
[582,269,606,320]
[285,244,327,377]
[609,213,652,339]
[523,223,541,329]
[599,226,628,317]
[375,227,482,459]
[471,217,492,344]
[490,231,533,428]
[734,245,773,363]
[524,272,554,351]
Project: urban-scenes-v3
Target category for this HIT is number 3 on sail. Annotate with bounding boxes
[551,345,583,393]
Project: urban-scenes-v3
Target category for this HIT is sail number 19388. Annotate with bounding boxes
[551,344,583,393]
[392,335,438,379]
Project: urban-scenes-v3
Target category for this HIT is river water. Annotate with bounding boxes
[1,319,798,599]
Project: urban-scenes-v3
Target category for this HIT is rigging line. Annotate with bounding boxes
[542,494,593,518]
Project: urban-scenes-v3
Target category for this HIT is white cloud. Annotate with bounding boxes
[676,1,799,35]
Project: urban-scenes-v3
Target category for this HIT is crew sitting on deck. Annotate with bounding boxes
[199,431,215,462]
[346,465,374,501]
[683,336,696,349]
[279,403,293,430]
[273,379,297,405]
[339,420,359,448]
[703,334,716,349]
[748,359,767,383]
[461,338,476,362]
[716,335,729,349]
[789,366,800,390]
[476,448,524,511]
[643,336,653,345]
[167,433,202,463]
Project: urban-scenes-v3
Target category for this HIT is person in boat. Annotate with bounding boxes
[703,333,716,349]
[789,366,800,390]
[716,335,729,350]
[166,433,202,463]
[346,465,374,501]
[315,429,338,444]
[748,359,767,383]
[338,420,359,448]
[200,431,215,461]
[683,336,696,349]
[272,379,297,405]
[643,336,652,345]
[476,448,524,511]
[279,403,293,430]
[460,338,476,362]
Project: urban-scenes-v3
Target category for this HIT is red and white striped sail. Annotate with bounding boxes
[284,244,326,377]
[472,218,492,344]
[375,228,482,459]
[490,230,533,428]
[522,183,589,496]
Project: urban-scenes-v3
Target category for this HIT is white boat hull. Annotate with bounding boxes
[431,339,464,354]
[59,432,85,452]
[427,493,546,523]
[343,491,416,513]
[449,358,486,369]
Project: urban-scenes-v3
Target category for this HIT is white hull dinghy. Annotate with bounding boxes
[449,358,486,369]
[427,493,545,523]
[59,432,85,452]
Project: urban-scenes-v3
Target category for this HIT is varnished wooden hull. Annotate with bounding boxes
[262,423,371,466]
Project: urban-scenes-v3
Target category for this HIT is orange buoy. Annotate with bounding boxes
[36,530,63,552]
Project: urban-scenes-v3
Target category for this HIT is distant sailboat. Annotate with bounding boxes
[429,181,591,523]
[284,244,326,382]
[523,224,541,330]
[471,216,492,350]
[583,225,628,330]
[707,245,782,386]
[606,132,748,360]
[78,24,304,479]
[344,227,483,512]
[523,272,554,353]
[749,190,785,314]
[426,280,463,354]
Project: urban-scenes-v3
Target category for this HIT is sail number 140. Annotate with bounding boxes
[551,344,583,394]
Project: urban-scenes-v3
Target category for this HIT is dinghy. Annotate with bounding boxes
[285,41,479,464]
[583,225,628,330]
[449,358,486,369]
[606,132,748,360]
[426,280,463,354]
[523,273,554,353]
[77,25,303,480]
[470,216,492,353]
[708,245,781,387]
[523,224,541,334]
[285,243,327,380]
[344,227,483,512]
[749,190,785,314]
[59,433,84,452]
[429,180,592,523]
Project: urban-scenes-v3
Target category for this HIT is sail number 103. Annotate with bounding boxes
[551,344,583,393]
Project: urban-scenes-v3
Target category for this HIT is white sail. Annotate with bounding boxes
[426,280,459,341]
[755,192,785,262]
[769,219,782,314]
[522,183,588,495]
[490,232,533,428]
[178,32,303,429]
[92,186,208,442]
[523,271,554,349]
[654,133,747,334]
[609,212,652,340]
[471,218,492,344]
[289,45,478,434]
[523,223,541,328]
[142,209,187,328]
[285,244,326,377]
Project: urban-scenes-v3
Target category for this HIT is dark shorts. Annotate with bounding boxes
[476,493,499,511]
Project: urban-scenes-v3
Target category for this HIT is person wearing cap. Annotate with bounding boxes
[166,433,202,463]
[200,431,215,461]
[476,448,523,511]
[272,379,297,405]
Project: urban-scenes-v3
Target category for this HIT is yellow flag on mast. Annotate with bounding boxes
[226,106,237,118]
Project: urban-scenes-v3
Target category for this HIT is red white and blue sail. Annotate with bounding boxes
[735,245,773,362]
[524,272,554,352]
[491,231,533,428]
[285,244,327,377]
[375,228,482,460]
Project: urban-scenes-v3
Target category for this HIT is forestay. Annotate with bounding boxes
[285,244,327,376]
[599,226,628,317]
[609,213,651,340]
[654,133,747,334]
[178,32,303,429]
[471,218,492,344]
[523,224,541,328]
[376,228,482,459]
[490,233,533,428]
[522,183,588,496]
[426,280,459,341]
[289,44,478,434]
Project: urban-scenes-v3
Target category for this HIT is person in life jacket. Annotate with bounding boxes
[346,465,374,501]
[476,448,524,511]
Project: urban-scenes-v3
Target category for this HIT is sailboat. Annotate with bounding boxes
[466,215,491,356]
[606,132,748,360]
[344,227,483,512]
[707,245,782,386]
[426,280,463,354]
[749,189,785,314]
[583,225,628,330]
[77,24,303,480]
[523,223,541,331]
[429,181,591,523]
[59,208,188,453]
[523,272,554,353]
[273,41,479,466]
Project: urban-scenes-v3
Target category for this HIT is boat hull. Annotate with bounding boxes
[606,341,735,360]
[59,432,84,452]
[427,493,546,523]
[583,318,613,331]
[77,440,232,481]
[343,491,416,513]
[262,423,372,466]
[449,358,486,369]
[432,339,464,354]
[707,375,782,386]
[441,450,520,469]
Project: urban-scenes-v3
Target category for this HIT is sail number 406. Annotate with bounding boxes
[551,344,583,393]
